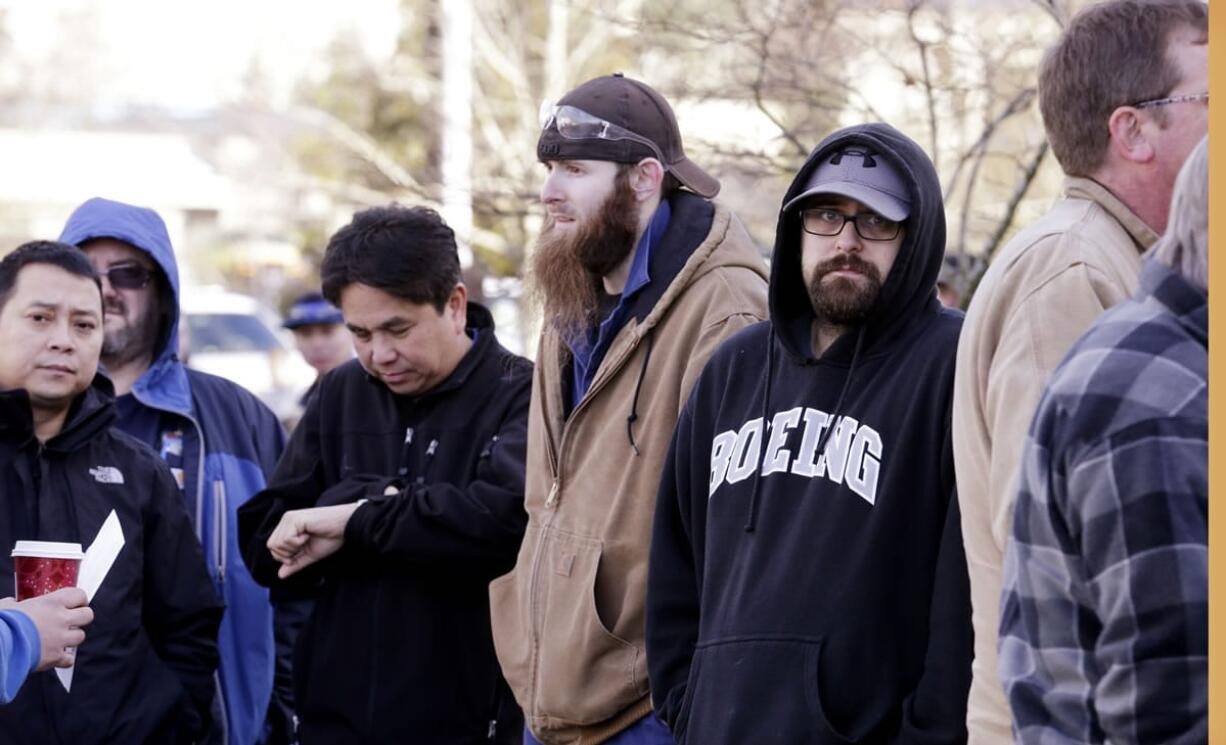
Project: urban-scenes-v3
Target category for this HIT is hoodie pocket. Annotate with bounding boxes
[680,637,857,745]
[534,533,642,725]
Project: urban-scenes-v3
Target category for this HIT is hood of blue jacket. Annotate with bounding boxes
[60,197,193,417]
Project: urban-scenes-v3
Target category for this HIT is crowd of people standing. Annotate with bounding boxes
[0,1,1209,743]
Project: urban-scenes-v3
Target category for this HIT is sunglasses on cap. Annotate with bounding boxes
[538,102,667,166]
[102,263,155,290]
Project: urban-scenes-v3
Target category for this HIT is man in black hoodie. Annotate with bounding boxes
[238,205,532,744]
[0,241,222,743]
[646,123,972,744]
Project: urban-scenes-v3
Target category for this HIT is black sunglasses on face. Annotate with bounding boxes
[103,263,154,290]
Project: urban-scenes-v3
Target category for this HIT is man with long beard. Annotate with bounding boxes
[645,123,972,744]
[489,73,768,745]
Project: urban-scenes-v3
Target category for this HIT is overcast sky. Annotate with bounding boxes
[1,0,401,110]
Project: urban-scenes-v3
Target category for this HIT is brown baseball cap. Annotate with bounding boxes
[538,73,721,198]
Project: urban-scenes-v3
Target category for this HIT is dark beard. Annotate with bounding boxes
[101,299,161,368]
[529,168,639,339]
[807,254,883,325]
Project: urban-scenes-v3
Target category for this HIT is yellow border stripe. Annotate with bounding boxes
[1211,3,1223,741]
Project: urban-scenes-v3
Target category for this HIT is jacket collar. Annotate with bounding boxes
[0,376,117,452]
[1139,258,1207,347]
[1064,176,1161,253]
[127,350,194,418]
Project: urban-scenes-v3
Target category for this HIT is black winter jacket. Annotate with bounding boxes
[0,379,223,745]
[239,304,532,745]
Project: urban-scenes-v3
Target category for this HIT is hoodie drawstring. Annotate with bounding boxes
[810,326,866,464]
[744,330,776,533]
[744,326,865,533]
[626,332,656,456]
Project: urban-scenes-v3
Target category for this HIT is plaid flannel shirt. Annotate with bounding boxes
[998,259,1207,745]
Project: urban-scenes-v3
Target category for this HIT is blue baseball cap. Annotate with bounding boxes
[283,292,343,329]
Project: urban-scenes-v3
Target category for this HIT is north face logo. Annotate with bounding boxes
[89,466,125,485]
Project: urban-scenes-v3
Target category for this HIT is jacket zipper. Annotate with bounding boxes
[181,412,208,542]
[526,327,646,718]
[213,480,227,589]
[209,482,228,743]
[542,327,643,509]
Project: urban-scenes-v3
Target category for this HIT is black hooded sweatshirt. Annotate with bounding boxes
[646,123,971,745]
[0,377,223,745]
[238,304,532,745]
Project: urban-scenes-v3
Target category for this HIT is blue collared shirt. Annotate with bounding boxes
[568,200,671,408]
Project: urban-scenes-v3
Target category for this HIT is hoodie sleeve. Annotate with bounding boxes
[0,609,39,704]
[142,459,225,741]
[891,425,973,744]
[341,374,530,578]
[646,394,707,739]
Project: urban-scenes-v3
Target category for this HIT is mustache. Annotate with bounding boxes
[813,254,877,278]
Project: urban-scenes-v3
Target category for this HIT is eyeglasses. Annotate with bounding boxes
[800,208,902,241]
[539,102,667,166]
[102,263,154,290]
[1131,92,1209,109]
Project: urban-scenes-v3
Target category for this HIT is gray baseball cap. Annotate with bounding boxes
[783,146,911,221]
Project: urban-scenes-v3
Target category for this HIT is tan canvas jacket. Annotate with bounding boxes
[952,176,1159,743]
[490,199,769,745]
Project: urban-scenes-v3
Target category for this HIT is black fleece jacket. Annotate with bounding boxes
[0,378,222,745]
[238,303,532,745]
[646,123,972,745]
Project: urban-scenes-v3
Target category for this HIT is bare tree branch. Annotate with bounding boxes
[982,140,1048,260]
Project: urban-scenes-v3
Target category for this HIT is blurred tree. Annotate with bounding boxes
[289,0,1074,308]
[633,0,1068,295]
[286,0,646,289]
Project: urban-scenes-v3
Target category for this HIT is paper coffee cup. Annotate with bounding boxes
[12,540,85,601]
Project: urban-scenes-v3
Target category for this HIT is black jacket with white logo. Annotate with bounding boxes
[238,304,532,745]
[646,123,972,744]
[0,378,223,745]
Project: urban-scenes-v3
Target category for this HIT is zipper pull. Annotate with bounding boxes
[545,479,560,508]
[487,719,497,739]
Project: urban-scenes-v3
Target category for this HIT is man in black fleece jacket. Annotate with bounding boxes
[646,123,972,744]
[238,205,532,744]
[0,241,221,744]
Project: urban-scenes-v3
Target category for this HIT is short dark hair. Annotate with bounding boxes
[320,205,461,312]
[0,240,102,313]
[1038,0,1207,176]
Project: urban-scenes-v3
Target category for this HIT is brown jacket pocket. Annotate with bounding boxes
[534,531,642,726]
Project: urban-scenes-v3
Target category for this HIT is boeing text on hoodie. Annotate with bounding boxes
[708,408,883,505]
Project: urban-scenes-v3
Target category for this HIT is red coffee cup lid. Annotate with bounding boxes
[11,541,85,560]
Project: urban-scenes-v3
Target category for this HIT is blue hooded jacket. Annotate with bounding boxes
[61,198,286,745]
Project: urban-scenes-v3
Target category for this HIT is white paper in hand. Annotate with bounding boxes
[57,510,125,692]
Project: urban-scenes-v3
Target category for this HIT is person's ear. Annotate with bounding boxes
[630,159,665,202]
[447,283,468,333]
[1106,105,1156,165]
